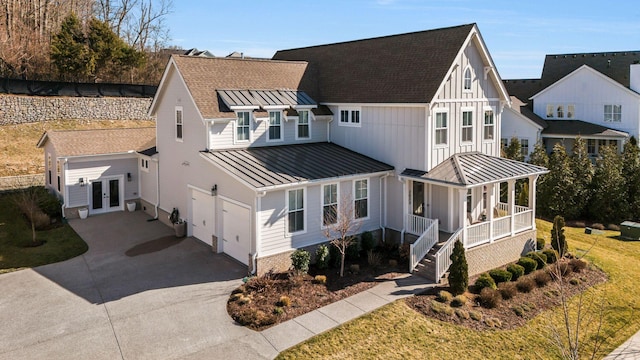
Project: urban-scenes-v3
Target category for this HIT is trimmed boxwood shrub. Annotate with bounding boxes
[507,263,525,281]
[526,251,547,269]
[290,249,310,274]
[488,269,512,284]
[517,257,538,274]
[542,249,558,264]
[474,273,497,292]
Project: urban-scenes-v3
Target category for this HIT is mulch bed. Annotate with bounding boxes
[406,260,608,331]
[227,263,405,331]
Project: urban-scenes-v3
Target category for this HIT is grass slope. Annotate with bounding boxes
[0,193,88,273]
[0,119,155,176]
[278,220,640,359]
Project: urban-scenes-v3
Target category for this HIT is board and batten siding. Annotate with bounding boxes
[139,157,158,205]
[65,157,138,207]
[259,177,382,257]
[532,67,640,139]
[502,107,541,160]
[208,115,328,150]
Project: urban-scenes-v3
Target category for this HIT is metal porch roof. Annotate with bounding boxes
[402,152,548,187]
[217,89,316,108]
[201,142,394,190]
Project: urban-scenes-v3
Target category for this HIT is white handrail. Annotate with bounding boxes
[409,219,439,273]
[514,210,533,232]
[435,227,463,281]
[406,214,433,236]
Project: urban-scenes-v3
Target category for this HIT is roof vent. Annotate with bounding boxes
[573,55,576,58]
[608,59,611,68]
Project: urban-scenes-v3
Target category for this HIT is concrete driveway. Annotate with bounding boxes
[0,211,278,360]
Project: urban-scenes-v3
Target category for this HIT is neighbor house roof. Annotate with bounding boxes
[541,51,640,88]
[401,152,548,187]
[507,96,547,129]
[273,24,486,104]
[200,142,393,190]
[37,127,156,157]
[163,56,315,119]
[503,79,546,102]
[541,120,629,138]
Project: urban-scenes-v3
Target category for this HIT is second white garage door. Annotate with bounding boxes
[222,200,251,265]
[191,189,215,245]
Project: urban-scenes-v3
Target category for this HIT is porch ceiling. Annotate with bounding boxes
[402,152,548,187]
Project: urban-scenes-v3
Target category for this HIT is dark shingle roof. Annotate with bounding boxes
[542,120,628,138]
[201,142,393,190]
[503,79,546,101]
[541,51,640,88]
[37,128,156,157]
[138,146,158,156]
[402,152,547,187]
[273,24,475,103]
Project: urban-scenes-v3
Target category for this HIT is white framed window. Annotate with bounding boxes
[604,105,622,122]
[556,105,564,118]
[547,104,576,119]
[546,104,554,118]
[567,104,575,119]
[587,139,596,155]
[322,183,338,226]
[175,106,183,141]
[338,107,361,127]
[140,158,149,172]
[520,138,529,156]
[287,188,305,234]
[47,153,52,185]
[435,111,448,145]
[267,111,282,141]
[236,111,250,142]
[296,110,310,139]
[463,67,472,91]
[466,189,472,214]
[461,110,473,143]
[483,109,494,140]
[354,179,368,219]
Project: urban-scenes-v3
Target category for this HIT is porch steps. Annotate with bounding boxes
[413,240,448,283]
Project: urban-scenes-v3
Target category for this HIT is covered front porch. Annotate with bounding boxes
[399,152,548,279]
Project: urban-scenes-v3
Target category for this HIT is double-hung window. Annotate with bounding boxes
[435,111,448,145]
[556,105,564,118]
[268,111,282,141]
[587,139,596,155]
[236,112,250,142]
[297,110,310,139]
[175,106,183,141]
[604,105,622,122]
[322,183,338,226]
[461,110,473,143]
[567,105,575,118]
[483,110,494,140]
[463,67,472,91]
[546,104,554,118]
[288,188,304,233]
[520,138,529,156]
[354,179,368,219]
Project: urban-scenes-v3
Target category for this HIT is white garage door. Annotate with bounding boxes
[191,189,215,245]
[222,200,251,265]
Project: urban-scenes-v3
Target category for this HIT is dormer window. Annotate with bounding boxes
[236,111,250,142]
[268,111,282,141]
[296,110,310,139]
[463,67,472,91]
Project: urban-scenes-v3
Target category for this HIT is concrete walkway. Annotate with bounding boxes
[605,329,640,360]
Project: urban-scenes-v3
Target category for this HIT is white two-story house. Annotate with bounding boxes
[503,51,640,157]
[141,23,546,279]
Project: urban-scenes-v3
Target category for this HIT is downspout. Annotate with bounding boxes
[251,190,267,275]
[327,113,333,143]
[61,158,68,219]
[379,172,391,241]
[399,175,406,244]
[154,157,160,219]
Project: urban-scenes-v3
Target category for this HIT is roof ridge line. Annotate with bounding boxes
[451,153,468,185]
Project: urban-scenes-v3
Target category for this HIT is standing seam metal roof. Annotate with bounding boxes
[401,152,548,187]
[217,89,316,108]
[201,143,394,189]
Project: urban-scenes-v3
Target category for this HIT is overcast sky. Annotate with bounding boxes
[165,0,640,79]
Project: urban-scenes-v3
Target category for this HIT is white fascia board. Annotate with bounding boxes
[256,171,394,192]
[198,152,257,192]
[321,102,426,108]
[541,132,629,139]
[229,105,259,111]
[64,152,139,163]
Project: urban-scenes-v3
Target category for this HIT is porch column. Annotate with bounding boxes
[401,178,408,244]
[508,179,516,236]
[529,175,538,230]
[459,188,467,247]
[488,183,495,242]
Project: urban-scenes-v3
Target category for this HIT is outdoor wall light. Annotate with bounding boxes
[79,178,85,187]
[211,184,218,196]
[127,172,132,182]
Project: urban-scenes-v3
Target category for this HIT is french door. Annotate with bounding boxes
[90,176,124,214]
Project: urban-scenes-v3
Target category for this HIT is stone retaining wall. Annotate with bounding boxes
[0,174,44,192]
[466,229,537,276]
[0,94,153,125]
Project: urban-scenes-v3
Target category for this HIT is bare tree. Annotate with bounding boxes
[323,195,361,277]
[9,176,49,246]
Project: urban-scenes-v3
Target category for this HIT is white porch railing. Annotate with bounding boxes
[406,214,433,236]
[435,227,463,281]
[466,221,490,248]
[497,202,529,214]
[492,216,511,240]
[514,210,534,232]
[409,219,439,273]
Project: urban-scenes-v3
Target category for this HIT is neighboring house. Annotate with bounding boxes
[36,128,155,218]
[503,51,640,157]
[143,23,546,278]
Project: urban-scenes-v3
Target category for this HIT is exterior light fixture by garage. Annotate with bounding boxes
[211,184,218,196]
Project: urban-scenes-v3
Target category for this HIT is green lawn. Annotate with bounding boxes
[0,192,88,273]
[277,220,640,359]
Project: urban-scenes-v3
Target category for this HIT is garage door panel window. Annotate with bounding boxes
[288,188,305,234]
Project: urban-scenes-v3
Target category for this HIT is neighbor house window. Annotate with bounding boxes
[140,158,149,172]
[354,179,368,219]
[598,139,607,154]
[56,160,61,191]
[567,104,575,118]
[461,110,473,142]
[288,188,304,233]
[175,106,183,141]
[340,110,349,123]
[501,138,508,149]
[322,183,338,226]
[556,105,564,118]
[268,111,282,141]
[236,111,250,142]
[47,153,52,185]
[296,110,310,139]
[338,108,361,126]
[587,139,596,155]
[484,110,494,140]
[604,105,622,122]
[546,105,554,118]
[435,111,448,145]
[520,138,529,156]
[463,67,472,91]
